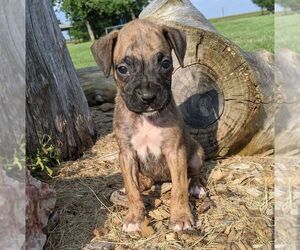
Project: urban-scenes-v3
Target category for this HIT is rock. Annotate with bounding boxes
[85,241,115,250]
[0,168,26,250]
[110,189,128,207]
[100,103,115,112]
[26,170,56,250]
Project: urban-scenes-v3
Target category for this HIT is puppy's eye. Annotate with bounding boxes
[117,65,128,75]
[161,59,171,69]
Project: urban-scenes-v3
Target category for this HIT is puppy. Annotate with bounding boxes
[91,19,205,232]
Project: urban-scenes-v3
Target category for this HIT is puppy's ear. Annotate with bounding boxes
[162,26,187,67]
[91,30,118,78]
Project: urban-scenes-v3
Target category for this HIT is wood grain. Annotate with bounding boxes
[140,0,276,158]
[26,0,96,160]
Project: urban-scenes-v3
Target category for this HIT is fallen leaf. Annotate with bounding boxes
[154,199,162,207]
[141,224,155,238]
[149,206,170,220]
[211,169,226,182]
[227,228,237,243]
[161,182,172,194]
[165,232,178,241]
[198,197,212,213]
[92,228,107,238]
[224,224,232,235]
[246,187,263,197]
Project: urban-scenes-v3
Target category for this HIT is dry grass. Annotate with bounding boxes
[45,109,274,250]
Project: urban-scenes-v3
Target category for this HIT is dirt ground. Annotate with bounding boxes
[45,107,274,250]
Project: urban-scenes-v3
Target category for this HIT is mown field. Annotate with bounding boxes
[68,12,274,69]
[275,13,300,53]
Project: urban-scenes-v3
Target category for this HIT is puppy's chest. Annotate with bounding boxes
[130,118,164,162]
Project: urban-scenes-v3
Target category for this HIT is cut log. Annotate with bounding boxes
[140,0,275,158]
[77,67,116,106]
[26,0,96,160]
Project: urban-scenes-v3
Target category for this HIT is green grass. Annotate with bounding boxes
[275,13,300,53]
[67,41,95,69]
[209,11,266,22]
[68,12,275,69]
[211,12,274,53]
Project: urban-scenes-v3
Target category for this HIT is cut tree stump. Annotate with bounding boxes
[77,67,116,106]
[26,0,96,160]
[140,0,276,158]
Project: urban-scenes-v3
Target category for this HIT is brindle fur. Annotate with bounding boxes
[92,19,204,232]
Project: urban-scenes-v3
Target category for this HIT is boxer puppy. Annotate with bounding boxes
[91,19,205,232]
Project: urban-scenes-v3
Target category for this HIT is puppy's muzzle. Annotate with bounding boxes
[136,89,157,105]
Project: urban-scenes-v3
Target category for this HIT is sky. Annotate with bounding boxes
[55,0,266,24]
[190,0,260,19]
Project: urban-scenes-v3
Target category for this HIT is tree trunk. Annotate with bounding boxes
[0,1,26,249]
[140,0,276,158]
[130,9,136,20]
[26,0,96,161]
[0,0,25,159]
[86,20,95,42]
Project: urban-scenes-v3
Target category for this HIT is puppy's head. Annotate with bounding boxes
[91,19,186,115]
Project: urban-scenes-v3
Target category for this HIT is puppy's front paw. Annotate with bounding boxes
[122,209,144,233]
[170,209,194,231]
[189,178,206,199]
[189,184,206,199]
[122,221,140,232]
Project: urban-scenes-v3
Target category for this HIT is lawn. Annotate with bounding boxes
[67,41,95,69]
[67,12,274,69]
[211,12,274,53]
[275,13,300,53]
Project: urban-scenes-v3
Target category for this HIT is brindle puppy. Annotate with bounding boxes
[91,19,205,232]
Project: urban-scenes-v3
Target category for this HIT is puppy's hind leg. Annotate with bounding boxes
[188,144,206,199]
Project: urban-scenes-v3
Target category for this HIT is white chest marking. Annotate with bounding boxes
[131,118,163,162]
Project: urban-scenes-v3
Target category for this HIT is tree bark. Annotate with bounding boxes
[26,0,96,161]
[86,20,95,42]
[130,9,136,20]
[0,0,25,159]
[140,0,276,158]
[0,2,26,249]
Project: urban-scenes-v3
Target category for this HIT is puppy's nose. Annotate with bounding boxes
[139,91,156,104]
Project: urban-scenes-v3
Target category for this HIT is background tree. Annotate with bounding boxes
[54,0,149,41]
[277,0,300,11]
[252,0,275,13]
